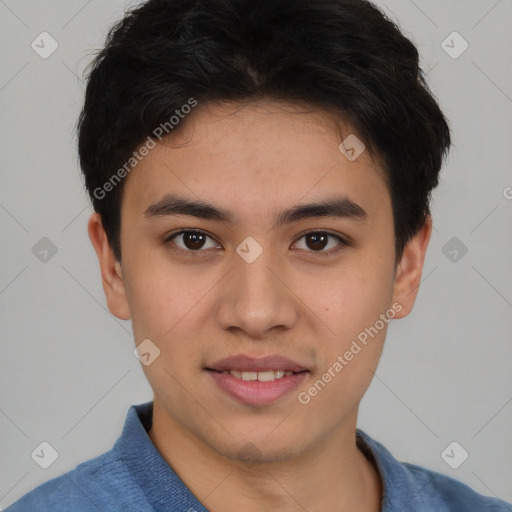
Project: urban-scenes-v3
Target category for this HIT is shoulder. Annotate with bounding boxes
[4,448,149,512]
[402,462,512,512]
[356,429,511,512]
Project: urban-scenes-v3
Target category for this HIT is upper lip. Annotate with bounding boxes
[206,355,309,373]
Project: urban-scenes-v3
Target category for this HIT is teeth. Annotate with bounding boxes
[255,371,275,382]
[227,370,294,381]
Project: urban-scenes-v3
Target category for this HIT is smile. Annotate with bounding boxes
[216,369,295,381]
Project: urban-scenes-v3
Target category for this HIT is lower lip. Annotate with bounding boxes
[207,370,309,406]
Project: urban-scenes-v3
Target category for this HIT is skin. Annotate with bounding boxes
[88,100,432,512]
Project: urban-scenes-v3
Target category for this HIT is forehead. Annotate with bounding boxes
[120,100,391,223]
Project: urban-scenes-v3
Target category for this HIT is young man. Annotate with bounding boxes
[6,0,511,510]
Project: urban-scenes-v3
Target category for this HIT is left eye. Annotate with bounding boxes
[293,232,344,253]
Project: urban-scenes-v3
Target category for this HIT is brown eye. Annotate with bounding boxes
[167,230,220,252]
[182,232,207,250]
[305,233,329,251]
[293,231,346,254]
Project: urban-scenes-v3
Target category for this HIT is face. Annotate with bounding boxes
[89,100,430,463]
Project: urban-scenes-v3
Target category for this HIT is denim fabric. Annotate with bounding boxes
[6,401,511,511]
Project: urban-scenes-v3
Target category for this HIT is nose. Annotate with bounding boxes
[215,246,300,339]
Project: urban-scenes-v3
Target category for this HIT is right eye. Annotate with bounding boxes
[164,229,222,254]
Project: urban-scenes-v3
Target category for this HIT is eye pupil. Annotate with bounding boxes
[306,233,328,251]
[184,232,206,250]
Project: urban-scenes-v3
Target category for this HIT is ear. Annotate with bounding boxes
[87,212,131,320]
[391,215,432,319]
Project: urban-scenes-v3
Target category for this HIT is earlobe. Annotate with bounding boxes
[87,212,131,320]
[391,216,433,319]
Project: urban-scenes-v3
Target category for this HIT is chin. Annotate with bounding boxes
[207,429,308,465]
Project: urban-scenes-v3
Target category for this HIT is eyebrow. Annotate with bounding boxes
[143,193,367,228]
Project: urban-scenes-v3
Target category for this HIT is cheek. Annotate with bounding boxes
[302,298,390,414]
[300,259,394,390]
[305,262,394,337]
[122,253,187,342]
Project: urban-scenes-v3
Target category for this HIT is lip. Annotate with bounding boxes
[206,354,308,373]
[206,369,309,406]
[205,355,310,406]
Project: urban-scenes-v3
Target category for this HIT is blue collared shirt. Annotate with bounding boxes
[6,401,511,511]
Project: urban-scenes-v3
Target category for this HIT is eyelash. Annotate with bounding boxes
[163,229,349,258]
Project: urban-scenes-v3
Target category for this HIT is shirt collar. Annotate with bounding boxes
[115,401,433,511]
[113,401,208,511]
[356,429,439,511]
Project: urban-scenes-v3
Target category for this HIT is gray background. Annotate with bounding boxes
[1,0,511,508]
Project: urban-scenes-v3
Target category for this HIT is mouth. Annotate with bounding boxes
[207,368,305,381]
[205,354,310,406]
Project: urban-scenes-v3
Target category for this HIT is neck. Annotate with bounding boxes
[148,400,382,512]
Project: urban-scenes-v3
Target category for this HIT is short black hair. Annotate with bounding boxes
[78,0,451,263]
